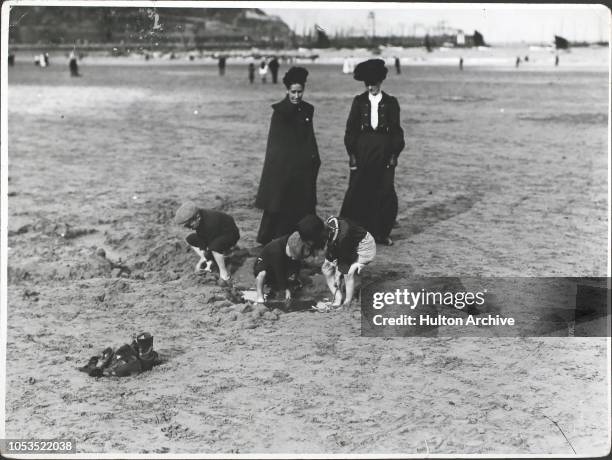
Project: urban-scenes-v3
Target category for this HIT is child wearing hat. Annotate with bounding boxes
[316,216,376,311]
[174,201,240,281]
[253,214,323,304]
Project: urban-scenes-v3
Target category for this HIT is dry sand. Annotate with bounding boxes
[3,59,610,455]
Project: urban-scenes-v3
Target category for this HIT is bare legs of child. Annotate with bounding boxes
[255,271,291,304]
[322,260,344,306]
[190,246,212,273]
[255,271,267,304]
[190,246,230,281]
[212,251,230,281]
[344,262,364,306]
[322,260,364,308]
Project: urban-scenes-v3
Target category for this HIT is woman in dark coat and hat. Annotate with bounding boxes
[340,59,405,245]
[255,67,321,245]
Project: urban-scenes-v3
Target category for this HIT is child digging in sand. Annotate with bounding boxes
[253,214,323,304]
[174,201,240,283]
[314,216,376,312]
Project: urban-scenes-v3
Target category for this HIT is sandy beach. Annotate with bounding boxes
[4,48,610,455]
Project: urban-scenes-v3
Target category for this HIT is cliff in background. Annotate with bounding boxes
[8,6,294,49]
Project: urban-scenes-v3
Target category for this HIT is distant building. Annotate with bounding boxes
[456,30,465,46]
[555,35,570,50]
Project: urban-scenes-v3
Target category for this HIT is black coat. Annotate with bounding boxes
[340,91,405,240]
[255,97,321,217]
[344,91,405,160]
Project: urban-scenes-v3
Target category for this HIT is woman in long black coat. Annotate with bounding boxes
[255,67,321,245]
[340,59,405,245]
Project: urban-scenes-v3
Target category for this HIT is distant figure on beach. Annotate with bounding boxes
[342,56,355,74]
[268,57,280,83]
[259,60,268,83]
[174,201,240,283]
[248,62,255,84]
[8,51,15,66]
[515,56,521,68]
[342,57,351,74]
[555,55,559,66]
[340,59,405,246]
[459,57,464,70]
[218,56,226,76]
[44,52,49,66]
[524,55,529,62]
[69,50,80,77]
[313,216,376,311]
[35,53,48,68]
[255,67,321,245]
[253,215,323,304]
[394,56,401,75]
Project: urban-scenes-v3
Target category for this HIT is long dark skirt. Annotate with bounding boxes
[257,209,311,245]
[340,132,398,241]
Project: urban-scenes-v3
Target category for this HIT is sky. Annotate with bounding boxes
[263,3,610,44]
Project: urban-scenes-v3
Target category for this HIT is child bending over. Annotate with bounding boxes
[254,214,323,304]
[174,201,240,282]
[317,216,376,311]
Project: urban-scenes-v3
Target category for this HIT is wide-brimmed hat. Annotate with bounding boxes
[282,66,309,88]
[354,59,388,83]
[174,201,198,225]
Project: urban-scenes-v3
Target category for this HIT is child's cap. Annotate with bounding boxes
[296,214,324,242]
[174,201,198,225]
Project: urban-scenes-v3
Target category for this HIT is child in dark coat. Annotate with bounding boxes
[175,201,240,281]
[253,214,323,303]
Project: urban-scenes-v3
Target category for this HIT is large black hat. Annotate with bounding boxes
[282,66,309,88]
[353,59,388,83]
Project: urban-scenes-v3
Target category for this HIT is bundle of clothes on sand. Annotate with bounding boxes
[79,332,161,377]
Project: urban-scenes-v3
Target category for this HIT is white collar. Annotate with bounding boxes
[368,92,382,104]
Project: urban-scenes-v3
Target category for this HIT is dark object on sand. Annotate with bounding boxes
[78,332,161,377]
[8,52,15,66]
[218,56,226,76]
[394,56,401,74]
[459,57,463,70]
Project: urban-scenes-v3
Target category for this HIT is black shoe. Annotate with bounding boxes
[135,332,153,355]
[78,356,99,373]
[139,350,160,372]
